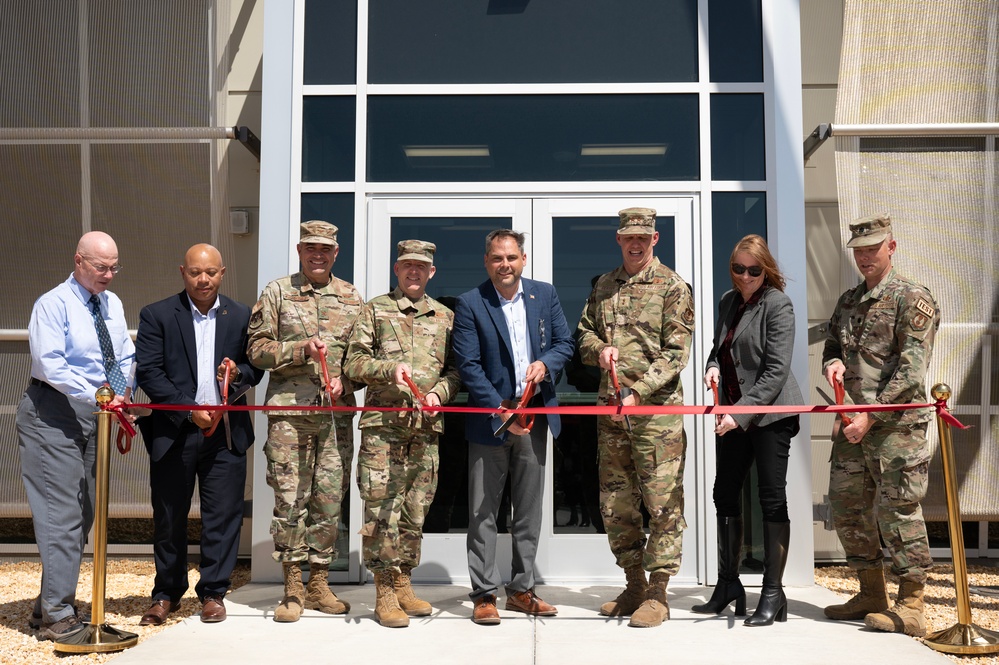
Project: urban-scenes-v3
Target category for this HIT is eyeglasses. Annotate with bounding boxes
[82,256,122,275]
[731,263,763,277]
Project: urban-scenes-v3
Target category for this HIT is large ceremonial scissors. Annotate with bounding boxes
[493,381,537,437]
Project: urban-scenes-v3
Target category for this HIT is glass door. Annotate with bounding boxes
[365,196,698,584]
[531,198,698,584]
[365,198,531,582]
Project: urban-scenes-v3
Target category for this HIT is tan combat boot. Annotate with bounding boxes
[274,562,305,623]
[305,563,350,614]
[374,570,410,628]
[823,567,890,621]
[864,579,926,637]
[393,567,432,617]
[629,571,670,627]
[600,565,648,616]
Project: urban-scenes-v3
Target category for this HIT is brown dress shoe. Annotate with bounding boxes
[140,599,180,626]
[472,594,501,625]
[200,595,227,623]
[506,589,558,616]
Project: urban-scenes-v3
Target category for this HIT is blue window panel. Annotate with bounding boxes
[368,94,700,182]
[711,191,767,307]
[304,0,357,85]
[710,94,766,181]
[368,0,698,84]
[301,193,355,284]
[709,0,763,82]
[302,96,356,182]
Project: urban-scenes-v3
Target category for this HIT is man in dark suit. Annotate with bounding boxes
[452,229,573,625]
[135,244,262,624]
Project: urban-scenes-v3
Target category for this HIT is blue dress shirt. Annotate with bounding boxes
[28,274,135,404]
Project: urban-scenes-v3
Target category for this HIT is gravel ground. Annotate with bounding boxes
[0,559,250,665]
[816,563,999,664]
[3,560,999,664]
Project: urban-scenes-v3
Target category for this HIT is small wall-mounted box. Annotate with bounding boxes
[229,209,250,235]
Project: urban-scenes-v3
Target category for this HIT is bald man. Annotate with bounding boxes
[17,232,135,640]
[135,244,262,624]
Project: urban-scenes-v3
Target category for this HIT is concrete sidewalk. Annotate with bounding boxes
[110,583,951,665]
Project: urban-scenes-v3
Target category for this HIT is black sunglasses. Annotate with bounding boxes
[731,263,763,277]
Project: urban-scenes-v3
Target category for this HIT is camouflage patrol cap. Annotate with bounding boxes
[846,215,892,248]
[396,239,436,264]
[617,207,657,235]
[299,220,338,246]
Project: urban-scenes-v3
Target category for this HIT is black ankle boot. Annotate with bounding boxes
[692,516,746,616]
[745,521,790,626]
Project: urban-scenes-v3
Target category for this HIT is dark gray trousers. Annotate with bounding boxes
[17,383,97,624]
[466,416,547,600]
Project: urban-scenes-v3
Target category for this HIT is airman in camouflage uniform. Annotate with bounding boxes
[247,220,362,622]
[343,240,461,627]
[821,215,939,637]
[577,208,694,628]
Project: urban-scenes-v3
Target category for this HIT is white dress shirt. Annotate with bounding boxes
[496,282,532,398]
[189,295,221,406]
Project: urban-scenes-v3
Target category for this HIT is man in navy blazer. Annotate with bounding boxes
[452,229,573,624]
[135,244,262,625]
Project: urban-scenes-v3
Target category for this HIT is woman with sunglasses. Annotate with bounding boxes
[693,234,802,626]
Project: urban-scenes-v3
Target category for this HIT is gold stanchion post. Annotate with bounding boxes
[53,385,138,653]
[923,383,999,655]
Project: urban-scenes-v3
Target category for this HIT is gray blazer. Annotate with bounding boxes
[705,286,803,430]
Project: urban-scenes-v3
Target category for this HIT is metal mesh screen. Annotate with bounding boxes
[834,0,999,520]
[0,2,80,128]
[0,0,231,521]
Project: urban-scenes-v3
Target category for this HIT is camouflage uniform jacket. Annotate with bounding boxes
[247,271,363,416]
[343,287,461,432]
[577,257,694,405]
[822,267,939,426]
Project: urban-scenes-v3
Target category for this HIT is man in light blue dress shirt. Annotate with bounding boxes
[16,231,134,641]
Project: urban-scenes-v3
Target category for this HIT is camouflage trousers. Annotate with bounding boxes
[265,414,354,565]
[357,426,438,573]
[829,422,931,584]
[598,413,687,575]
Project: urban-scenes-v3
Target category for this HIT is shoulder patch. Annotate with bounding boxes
[915,299,935,318]
[910,312,929,331]
[682,304,695,325]
[249,309,263,329]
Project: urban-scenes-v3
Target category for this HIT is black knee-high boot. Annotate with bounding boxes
[745,521,789,626]
[692,516,746,616]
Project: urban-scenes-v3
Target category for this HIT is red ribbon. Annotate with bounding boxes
[103,402,136,454]
[934,399,971,430]
[119,398,970,429]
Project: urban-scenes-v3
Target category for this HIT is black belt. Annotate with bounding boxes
[29,378,56,391]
